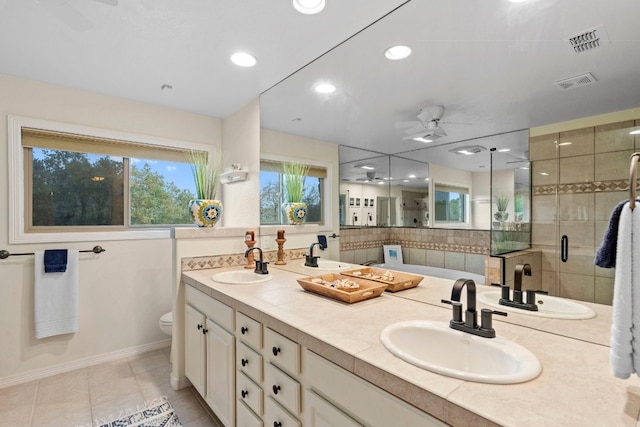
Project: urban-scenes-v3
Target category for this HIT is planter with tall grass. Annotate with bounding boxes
[493,193,510,222]
[187,150,223,227]
[282,161,310,225]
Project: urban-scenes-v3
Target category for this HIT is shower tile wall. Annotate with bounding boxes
[530,119,640,305]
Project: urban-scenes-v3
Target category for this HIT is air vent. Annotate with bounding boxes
[553,72,597,90]
[568,25,608,53]
[449,145,486,155]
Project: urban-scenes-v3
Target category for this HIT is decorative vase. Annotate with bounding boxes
[189,199,223,227]
[494,211,509,222]
[514,212,524,222]
[282,202,308,225]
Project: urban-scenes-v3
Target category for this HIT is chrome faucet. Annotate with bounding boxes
[499,263,547,311]
[244,247,269,274]
[442,279,506,338]
[304,242,325,267]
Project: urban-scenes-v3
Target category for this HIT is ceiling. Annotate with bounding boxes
[1,0,639,177]
[0,0,407,118]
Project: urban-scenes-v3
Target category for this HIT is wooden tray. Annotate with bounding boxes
[340,267,424,292]
[297,273,387,303]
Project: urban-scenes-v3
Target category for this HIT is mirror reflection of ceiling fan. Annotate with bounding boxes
[35,0,118,32]
[396,105,469,143]
[356,171,384,182]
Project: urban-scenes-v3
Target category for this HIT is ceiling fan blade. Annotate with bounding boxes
[35,0,93,31]
[403,124,426,135]
[394,120,420,129]
[93,0,118,5]
[440,120,472,126]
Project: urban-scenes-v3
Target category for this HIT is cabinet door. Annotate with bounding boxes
[206,318,235,427]
[305,390,362,427]
[185,304,206,397]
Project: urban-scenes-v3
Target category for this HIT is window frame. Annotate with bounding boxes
[8,115,217,244]
[259,153,333,228]
[432,182,470,227]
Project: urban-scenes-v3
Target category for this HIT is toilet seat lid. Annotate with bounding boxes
[160,312,173,324]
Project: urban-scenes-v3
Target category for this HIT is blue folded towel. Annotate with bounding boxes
[317,235,328,250]
[595,200,629,268]
[44,249,68,273]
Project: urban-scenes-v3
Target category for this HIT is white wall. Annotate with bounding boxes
[0,74,222,385]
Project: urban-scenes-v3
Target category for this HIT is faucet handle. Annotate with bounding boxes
[525,289,548,305]
[480,309,507,335]
[441,299,463,323]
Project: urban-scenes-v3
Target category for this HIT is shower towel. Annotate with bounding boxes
[34,250,79,339]
[595,199,628,268]
[44,249,68,273]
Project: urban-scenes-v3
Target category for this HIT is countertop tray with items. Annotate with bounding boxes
[296,273,388,303]
[340,267,424,292]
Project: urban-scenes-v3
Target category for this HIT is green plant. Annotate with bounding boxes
[494,193,510,212]
[187,150,223,199]
[514,192,524,213]
[282,161,310,203]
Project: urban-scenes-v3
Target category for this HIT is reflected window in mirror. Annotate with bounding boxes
[434,184,469,224]
[259,160,326,225]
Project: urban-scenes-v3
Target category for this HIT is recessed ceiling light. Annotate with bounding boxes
[540,172,549,176]
[385,45,412,60]
[498,148,511,152]
[408,174,416,178]
[413,137,433,143]
[230,52,257,67]
[630,129,640,135]
[292,0,325,14]
[378,181,385,185]
[556,141,572,146]
[315,83,336,94]
[402,179,410,183]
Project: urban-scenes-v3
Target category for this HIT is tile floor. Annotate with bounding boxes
[0,347,222,427]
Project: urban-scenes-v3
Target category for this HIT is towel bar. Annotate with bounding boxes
[0,245,105,260]
[631,153,640,210]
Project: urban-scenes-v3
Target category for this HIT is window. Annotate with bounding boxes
[434,184,468,223]
[259,160,326,225]
[9,116,216,243]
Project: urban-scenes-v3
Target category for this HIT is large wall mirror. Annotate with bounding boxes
[258,0,640,344]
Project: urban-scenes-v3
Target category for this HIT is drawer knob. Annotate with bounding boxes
[272,384,281,395]
[241,326,249,335]
[241,358,249,367]
[241,389,249,398]
[272,346,281,356]
[201,328,208,335]
[274,422,282,427]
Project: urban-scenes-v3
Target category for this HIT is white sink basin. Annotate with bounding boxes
[300,259,350,271]
[380,320,541,384]
[477,291,596,320]
[211,270,272,285]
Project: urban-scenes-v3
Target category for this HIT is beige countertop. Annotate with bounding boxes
[182,264,640,427]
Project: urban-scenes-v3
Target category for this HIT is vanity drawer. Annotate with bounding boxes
[237,311,262,350]
[264,327,300,375]
[265,396,301,427]
[237,371,264,416]
[265,363,300,416]
[237,399,264,427]
[237,341,263,383]
[185,286,234,331]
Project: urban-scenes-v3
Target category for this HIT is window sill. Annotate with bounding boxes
[11,228,172,245]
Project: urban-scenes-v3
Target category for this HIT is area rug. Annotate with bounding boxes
[87,396,181,427]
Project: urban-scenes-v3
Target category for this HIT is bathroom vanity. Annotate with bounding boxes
[180,266,640,427]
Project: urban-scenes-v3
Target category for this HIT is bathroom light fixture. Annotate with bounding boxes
[385,45,412,60]
[412,136,433,143]
[315,83,336,94]
[292,0,325,15]
[449,145,487,155]
[230,52,257,67]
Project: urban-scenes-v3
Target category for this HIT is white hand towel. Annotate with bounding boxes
[34,250,79,339]
[631,206,640,371]
[610,203,634,378]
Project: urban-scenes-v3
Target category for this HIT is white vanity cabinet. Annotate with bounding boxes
[236,311,265,423]
[304,349,448,427]
[185,287,235,427]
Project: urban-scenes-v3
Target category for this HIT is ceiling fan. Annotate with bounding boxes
[396,105,466,142]
[35,0,118,32]
[355,171,385,182]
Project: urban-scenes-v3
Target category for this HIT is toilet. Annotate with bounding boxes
[159,312,173,336]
